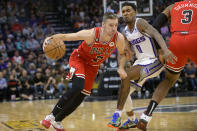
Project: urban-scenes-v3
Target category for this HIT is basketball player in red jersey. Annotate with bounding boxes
[137,0,197,130]
[40,12,128,131]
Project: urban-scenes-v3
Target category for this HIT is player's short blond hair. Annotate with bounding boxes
[103,12,118,22]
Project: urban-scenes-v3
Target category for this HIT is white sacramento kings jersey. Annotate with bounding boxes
[124,18,158,65]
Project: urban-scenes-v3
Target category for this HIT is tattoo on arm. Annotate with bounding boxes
[162,4,174,19]
[137,18,161,38]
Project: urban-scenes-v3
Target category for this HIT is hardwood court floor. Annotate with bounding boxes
[0,96,197,131]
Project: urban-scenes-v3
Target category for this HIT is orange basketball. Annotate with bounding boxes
[43,37,66,60]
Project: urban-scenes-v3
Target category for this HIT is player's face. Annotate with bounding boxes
[102,19,118,36]
[122,6,136,23]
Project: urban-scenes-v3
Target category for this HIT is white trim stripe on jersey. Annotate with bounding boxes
[148,37,158,57]
[75,74,85,79]
[81,89,91,96]
[76,76,85,79]
[75,74,85,77]
[166,65,185,72]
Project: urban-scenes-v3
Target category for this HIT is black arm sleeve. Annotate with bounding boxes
[152,13,168,32]
[152,13,168,49]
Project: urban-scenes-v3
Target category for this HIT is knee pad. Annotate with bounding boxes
[62,76,85,101]
[72,76,85,92]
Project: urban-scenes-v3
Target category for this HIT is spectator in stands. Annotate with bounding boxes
[43,24,55,36]
[35,54,44,68]
[45,67,52,78]
[22,22,31,36]
[0,71,7,101]
[19,37,29,55]
[7,74,20,101]
[11,19,23,33]
[29,14,38,27]
[28,63,36,76]
[19,69,34,100]
[23,54,34,69]
[32,68,46,99]
[26,36,40,51]
[185,62,197,91]
[5,62,12,79]
[0,48,9,61]
[18,11,28,26]
[14,63,23,79]
[11,50,24,65]
[15,37,22,51]
[0,10,7,25]
[6,38,15,57]
[56,66,67,94]
[0,40,6,51]
[44,76,58,99]
[8,11,18,25]
[41,59,48,71]
[34,24,44,43]
[0,57,8,70]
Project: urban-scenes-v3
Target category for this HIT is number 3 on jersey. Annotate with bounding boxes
[181,10,193,24]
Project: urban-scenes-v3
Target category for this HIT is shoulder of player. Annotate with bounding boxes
[168,4,174,10]
[136,18,149,32]
[79,28,94,36]
[121,29,126,37]
[80,28,95,44]
[116,32,124,42]
[162,4,174,17]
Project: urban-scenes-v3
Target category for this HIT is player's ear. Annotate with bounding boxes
[102,21,105,27]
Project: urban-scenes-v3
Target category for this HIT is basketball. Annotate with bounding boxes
[43,37,66,60]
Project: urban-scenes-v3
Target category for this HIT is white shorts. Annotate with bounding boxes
[130,58,164,91]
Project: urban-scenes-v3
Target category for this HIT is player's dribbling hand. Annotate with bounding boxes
[163,49,177,64]
[117,68,127,79]
[43,37,52,50]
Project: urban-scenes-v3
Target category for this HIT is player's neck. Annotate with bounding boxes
[128,19,136,31]
[100,29,112,43]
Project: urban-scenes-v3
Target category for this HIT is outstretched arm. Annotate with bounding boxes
[137,18,177,64]
[116,32,128,79]
[44,28,95,45]
[122,32,134,61]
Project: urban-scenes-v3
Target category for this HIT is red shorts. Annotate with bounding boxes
[66,50,99,95]
[166,33,197,72]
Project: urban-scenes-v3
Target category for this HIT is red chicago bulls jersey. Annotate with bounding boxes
[170,0,197,33]
[75,27,118,66]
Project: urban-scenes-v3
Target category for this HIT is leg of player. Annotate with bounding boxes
[52,92,86,131]
[41,76,85,131]
[108,66,141,128]
[55,92,86,121]
[137,69,180,131]
[119,88,138,130]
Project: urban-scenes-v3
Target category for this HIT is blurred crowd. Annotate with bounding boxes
[0,0,197,102]
[0,0,68,102]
